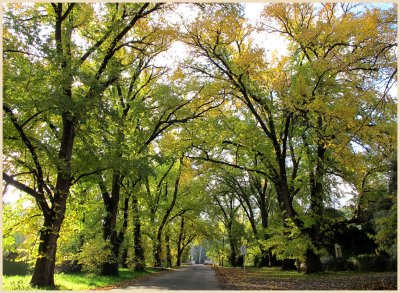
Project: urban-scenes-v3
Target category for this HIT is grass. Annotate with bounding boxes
[2,268,158,290]
[231,266,391,279]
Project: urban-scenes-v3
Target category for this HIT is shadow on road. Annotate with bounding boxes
[112,264,222,291]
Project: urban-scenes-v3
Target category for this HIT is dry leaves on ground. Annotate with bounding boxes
[212,266,397,290]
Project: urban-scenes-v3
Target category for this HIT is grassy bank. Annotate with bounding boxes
[2,268,158,290]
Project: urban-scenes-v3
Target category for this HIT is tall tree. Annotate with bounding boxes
[183,3,396,273]
[3,2,165,285]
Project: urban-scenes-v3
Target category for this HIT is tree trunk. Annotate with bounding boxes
[28,3,76,279]
[121,248,129,268]
[118,196,130,268]
[268,248,280,266]
[30,112,75,287]
[166,235,172,268]
[154,240,162,268]
[153,157,182,268]
[281,258,297,271]
[30,217,60,287]
[132,194,145,271]
[176,217,184,266]
[256,247,269,267]
[303,137,325,274]
[228,236,238,267]
[99,172,121,276]
[304,248,323,274]
[176,251,182,267]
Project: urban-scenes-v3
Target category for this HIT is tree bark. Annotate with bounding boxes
[304,248,323,274]
[268,248,280,266]
[228,231,238,267]
[166,235,172,268]
[30,112,75,287]
[153,240,163,268]
[119,196,130,268]
[281,259,297,271]
[99,172,121,276]
[132,194,146,271]
[29,3,76,286]
[175,217,196,267]
[257,248,271,267]
[30,216,61,287]
[176,217,185,267]
[302,139,325,274]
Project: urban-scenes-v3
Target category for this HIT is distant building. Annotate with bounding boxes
[190,245,208,264]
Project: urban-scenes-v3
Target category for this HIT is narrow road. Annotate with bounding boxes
[113,264,222,291]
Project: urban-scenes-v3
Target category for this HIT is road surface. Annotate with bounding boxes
[113,264,222,291]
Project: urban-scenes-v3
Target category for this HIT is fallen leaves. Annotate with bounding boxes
[212,266,397,290]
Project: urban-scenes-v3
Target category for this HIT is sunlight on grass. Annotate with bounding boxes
[227,266,373,280]
[2,268,156,290]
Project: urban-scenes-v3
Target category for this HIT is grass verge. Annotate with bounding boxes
[2,268,158,290]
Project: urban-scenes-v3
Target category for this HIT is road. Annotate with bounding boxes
[112,264,222,291]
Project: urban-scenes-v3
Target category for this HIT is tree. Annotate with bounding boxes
[221,170,279,267]
[3,3,396,283]
[3,2,165,286]
[174,216,197,266]
[207,177,245,267]
[183,3,396,273]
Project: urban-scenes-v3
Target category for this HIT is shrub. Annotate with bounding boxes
[348,254,395,272]
[323,257,354,271]
[56,260,82,273]
[78,239,115,272]
[3,258,30,276]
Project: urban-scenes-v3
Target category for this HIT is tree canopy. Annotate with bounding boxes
[3,2,397,288]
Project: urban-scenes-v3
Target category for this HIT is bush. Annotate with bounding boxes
[56,260,82,273]
[78,239,115,272]
[323,257,354,272]
[3,258,30,276]
[323,255,396,272]
[348,254,396,272]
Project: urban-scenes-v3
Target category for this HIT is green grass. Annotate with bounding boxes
[231,266,390,280]
[2,268,158,290]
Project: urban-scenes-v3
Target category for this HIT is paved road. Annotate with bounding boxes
[113,264,222,291]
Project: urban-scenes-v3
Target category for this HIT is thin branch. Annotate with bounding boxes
[3,104,46,197]
[70,167,109,185]
[60,3,75,21]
